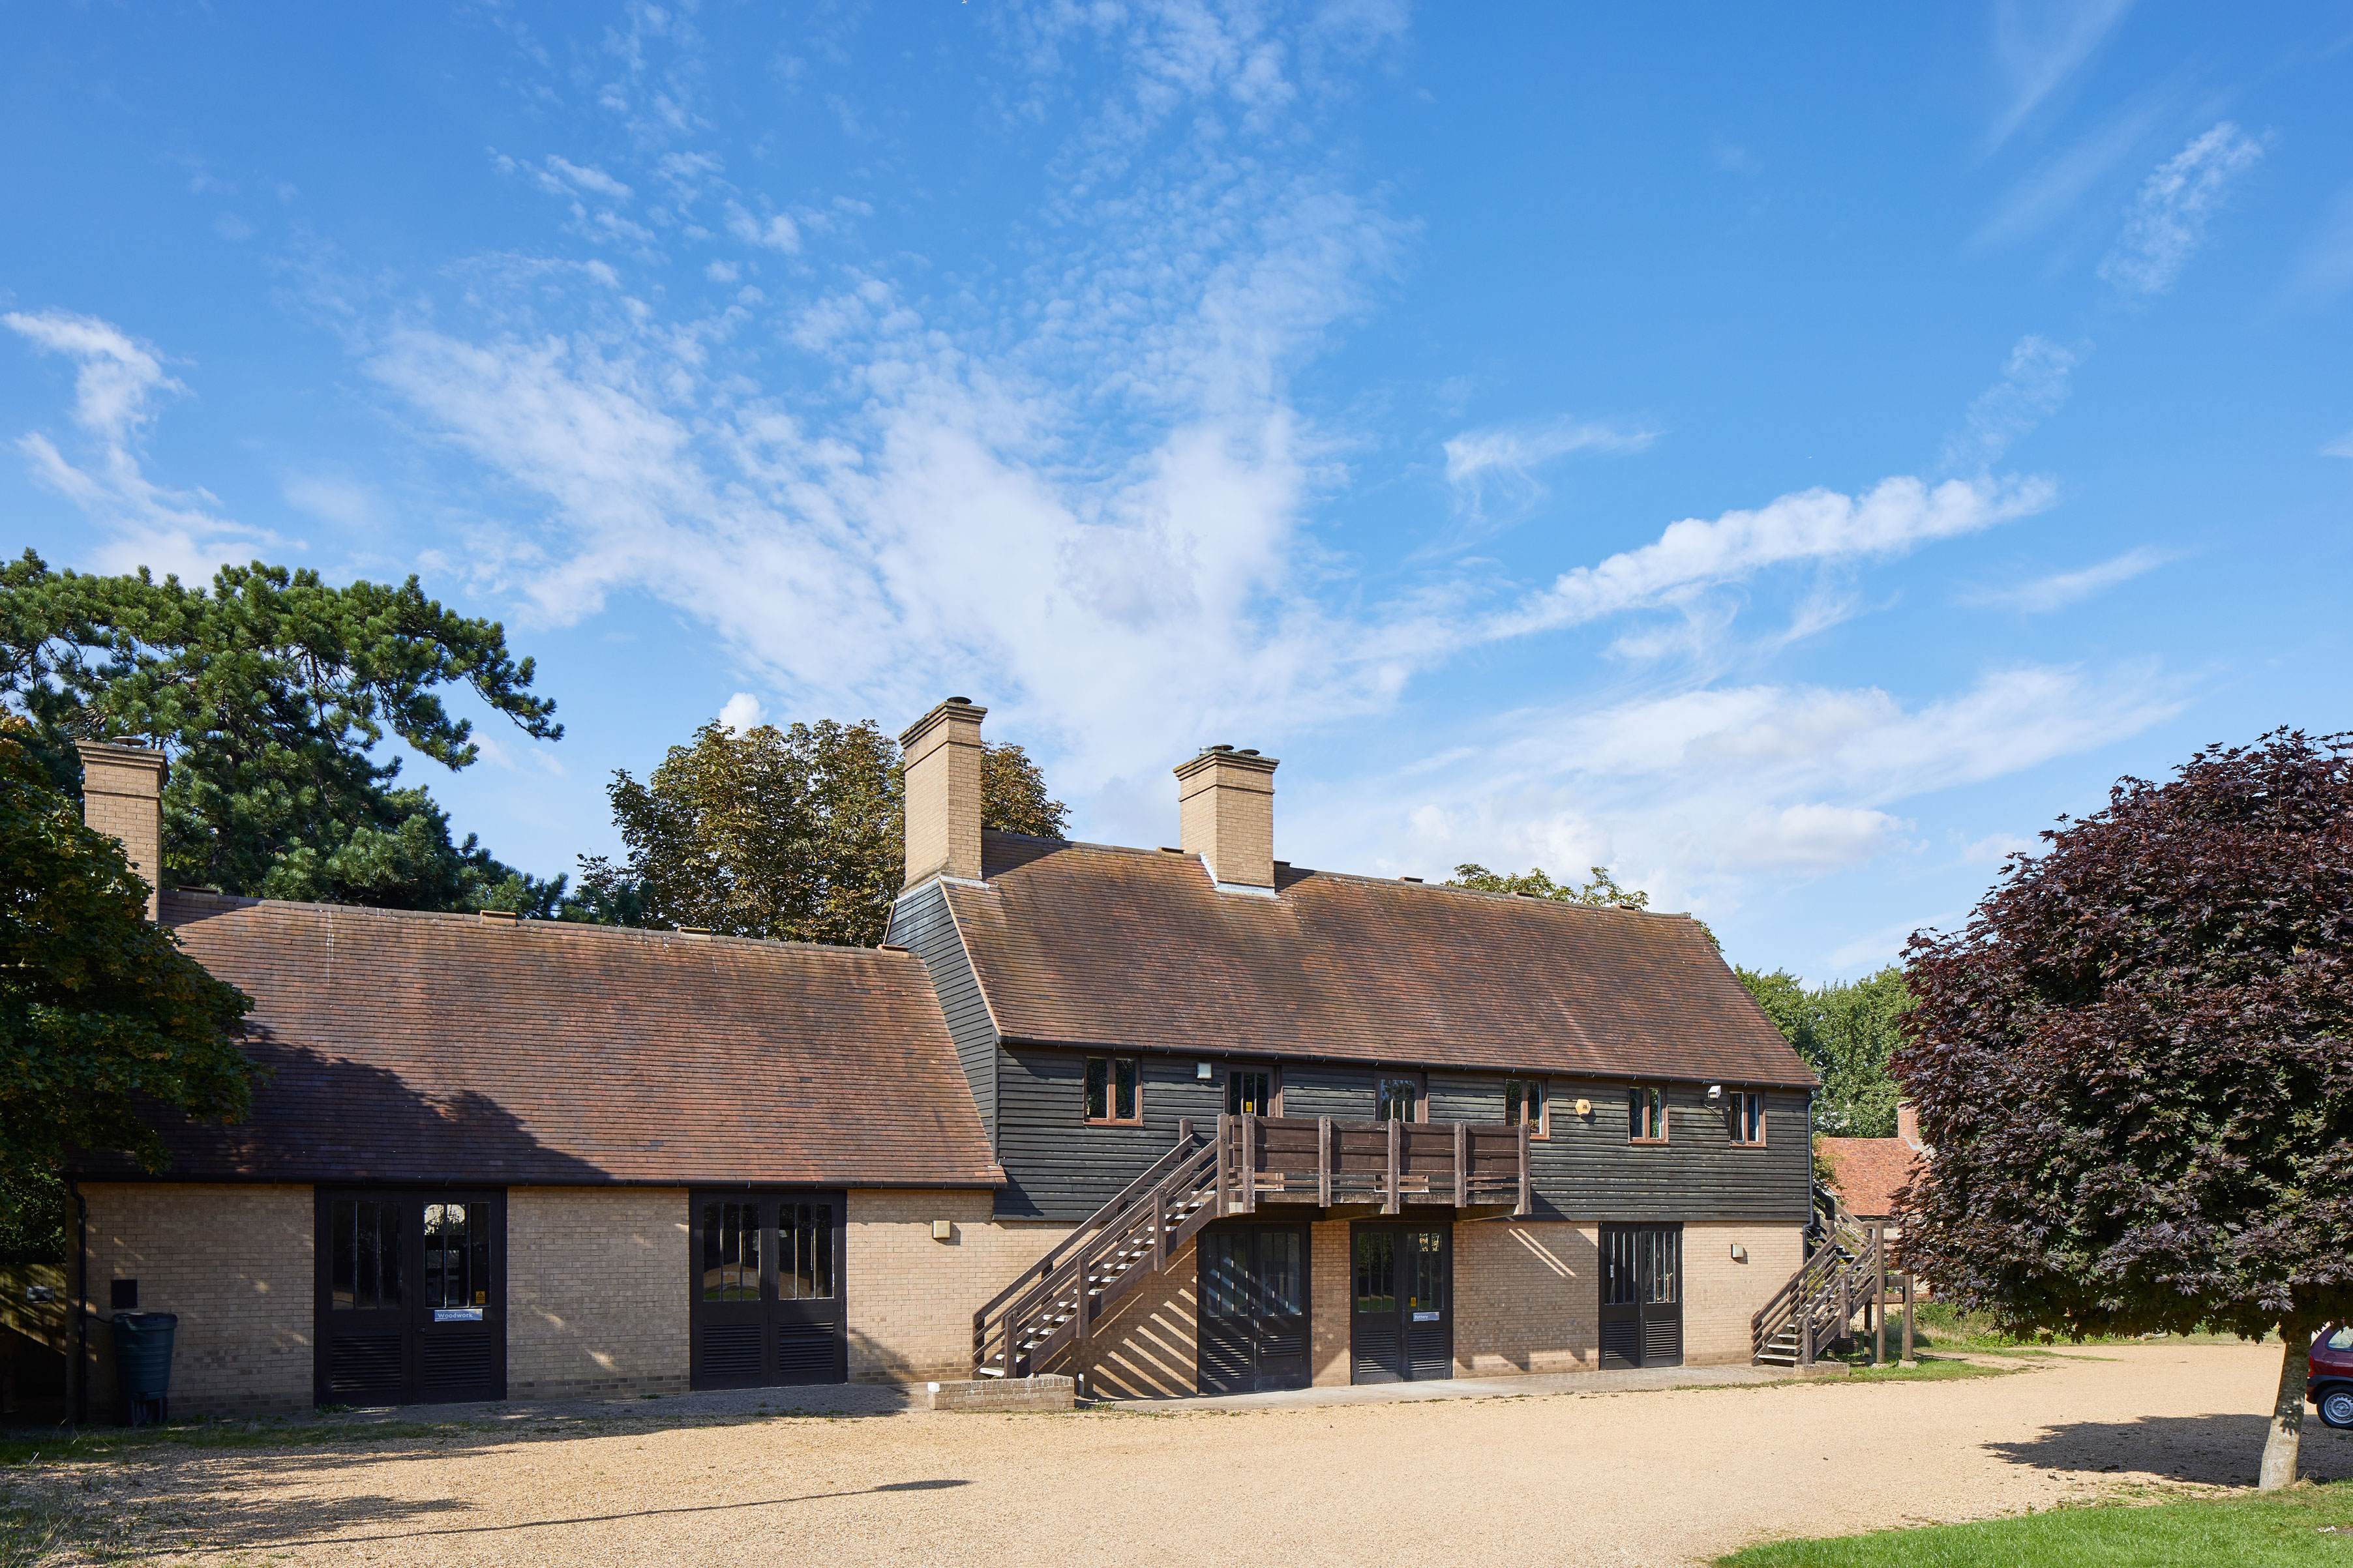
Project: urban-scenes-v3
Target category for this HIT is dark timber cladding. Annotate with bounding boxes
[886,881,999,1145]
[997,1046,1806,1223]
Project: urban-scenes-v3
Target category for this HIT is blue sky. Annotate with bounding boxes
[5,2,2350,980]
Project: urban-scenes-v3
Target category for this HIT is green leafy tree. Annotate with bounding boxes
[0,552,562,913]
[1735,966,1912,1137]
[1898,730,2353,1489]
[575,717,1069,946]
[1448,863,1651,909]
[0,728,253,1252]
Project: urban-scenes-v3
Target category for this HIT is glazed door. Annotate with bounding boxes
[1598,1223,1683,1368]
[1350,1223,1451,1383]
[691,1192,847,1389]
[316,1190,505,1406]
[1197,1223,1310,1395]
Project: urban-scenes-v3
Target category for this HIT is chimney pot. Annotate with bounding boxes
[1174,744,1278,891]
[74,741,168,921]
[901,698,987,887]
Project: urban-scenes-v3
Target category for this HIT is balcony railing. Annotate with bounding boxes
[1216,1112,1531,1216]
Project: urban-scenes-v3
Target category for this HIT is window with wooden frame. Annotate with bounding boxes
[1225,1065,1278,1117]
[1505,1077,1550,1139]
[1083,1056,1142,1125]
[1375,1072,1425,1123]
[1727,1089,1767,1147]
[1627,1084,1669,1144]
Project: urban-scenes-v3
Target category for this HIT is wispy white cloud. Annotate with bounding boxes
[1987,0,2137,149]
[3,309,273,580]
[1436,416,1655,542]
[1975,90,2170,247]
[1315,661,2183,925]
[724,203,800,254]
[1487,474,2055,640]
[2097,121,2266,301]
[1943,334,2082,471]
[280,472,381,531]
[1962,831,2038,865]
[2324,429,2353,460]
[1959,546,2176,613]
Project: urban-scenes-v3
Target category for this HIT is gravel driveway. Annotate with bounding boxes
[24,1342,2353,1567]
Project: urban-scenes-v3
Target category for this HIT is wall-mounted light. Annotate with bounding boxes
[1730,1242,1748,1263]
[1573,1098,1593,1118]
[1707,1084,1723,1100]
[931,1219,954,1243]
[1197,1061,1215,1080]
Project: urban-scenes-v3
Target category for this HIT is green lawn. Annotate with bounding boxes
[1717,1482,2353,1567]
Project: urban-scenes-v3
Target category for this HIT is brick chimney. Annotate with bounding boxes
[76,741,167,919]
[1896,1101,1923,1151]
[1175,745,1278,891]
[900,698,987,888]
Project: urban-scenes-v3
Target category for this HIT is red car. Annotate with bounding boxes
[2315,1325,2353,1430]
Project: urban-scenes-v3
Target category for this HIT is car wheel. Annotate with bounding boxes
[2322,1386,2353,1431]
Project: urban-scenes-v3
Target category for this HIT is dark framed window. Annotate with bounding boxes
[1727,1090,1766,1147]
[1227,1065,1278,1116]
[1377,1073,1424,1123]
[421,1200,491,1309]
[778,1199,837,1300]
[1084,1056,1143,1124]
[1628,1084,1669,1144]
[700,1199,761,1302]
[327,1196,404,1311]
[1505,1078,1550,1139]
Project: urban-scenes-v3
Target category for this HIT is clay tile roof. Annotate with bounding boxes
[1816,1136,1921,1220]
[82,893,1000,1188]
[941,833,1816,1087]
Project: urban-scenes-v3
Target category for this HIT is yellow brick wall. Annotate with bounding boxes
[1310,1219,1351,1385]
[1452,1220,1600,1375]
[1682,1221,1805,1365]
[844,1189,1066,1382]
[82,1183,314,1419]
[506,1187,690,1399]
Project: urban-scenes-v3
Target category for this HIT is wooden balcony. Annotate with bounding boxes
[1214,1112,1531,1217]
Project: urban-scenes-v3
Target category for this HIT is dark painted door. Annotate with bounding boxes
[316,1190,505,1406]
[1197,1222,1310,1394]
[1349,1222,1451,1383]
[1599,1223,1683,1368]
[690,1192,847,1389]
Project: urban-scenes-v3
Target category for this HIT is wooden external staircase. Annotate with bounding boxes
[972,1112,1530,1379]
[1750,1187,1912,1367]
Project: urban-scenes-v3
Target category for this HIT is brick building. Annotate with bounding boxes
[69,697,1819,1415]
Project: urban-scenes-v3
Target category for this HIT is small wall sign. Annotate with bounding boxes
[432,1307,485,1323]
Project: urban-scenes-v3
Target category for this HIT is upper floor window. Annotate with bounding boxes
[1227,1065,1277,1116]
[1628,1084,1668,1144]
[1727,1090,1766,1147]
[1505,1077,1549,1139]
[1377,1073,1424,1123]
[1084,1056,1142,1125]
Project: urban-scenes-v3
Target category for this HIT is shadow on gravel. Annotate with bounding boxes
[161,1475,973,1553]
[1987,1413,2353,1487]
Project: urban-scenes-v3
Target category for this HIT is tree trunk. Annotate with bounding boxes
[2258,1329,2309,1492]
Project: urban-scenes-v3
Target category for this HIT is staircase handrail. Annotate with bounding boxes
[972,1128,1221,1378]
[970,1123,1204,1325]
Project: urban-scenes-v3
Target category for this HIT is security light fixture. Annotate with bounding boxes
[1197,1061,1215,1080]
[931,1219,953,1243]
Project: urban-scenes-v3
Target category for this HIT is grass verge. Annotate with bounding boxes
[1717,1480,2353,1567]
